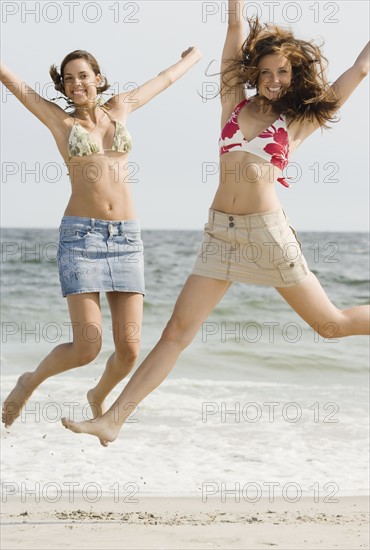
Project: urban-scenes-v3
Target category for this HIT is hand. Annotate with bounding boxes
[181,47,202,62]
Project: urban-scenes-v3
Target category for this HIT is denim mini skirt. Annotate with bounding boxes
[57,216,145,297]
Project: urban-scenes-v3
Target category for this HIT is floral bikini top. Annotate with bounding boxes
[219,98,291,187]
[68,107,132,159]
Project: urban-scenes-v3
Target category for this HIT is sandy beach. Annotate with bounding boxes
[1,495,368,549]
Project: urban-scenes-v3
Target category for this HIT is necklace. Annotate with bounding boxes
[72,104,110,132]
[70,94,105,111]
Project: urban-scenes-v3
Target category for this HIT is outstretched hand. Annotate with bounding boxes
[181,47,201,61]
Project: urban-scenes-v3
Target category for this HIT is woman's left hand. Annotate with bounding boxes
[181,47,202,61]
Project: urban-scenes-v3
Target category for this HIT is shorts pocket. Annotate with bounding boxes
[59,227,90,242]
[125,232,143,246]
[288,224,303,251]
[203,223,229,244]
[280,222,303,251]
[275,258,308,285]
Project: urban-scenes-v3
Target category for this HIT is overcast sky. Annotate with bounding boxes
[1,0,369,230]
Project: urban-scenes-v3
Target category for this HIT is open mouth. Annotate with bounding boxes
[72,90,86,97]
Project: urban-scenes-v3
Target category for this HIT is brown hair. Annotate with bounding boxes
[222,18,340,127]
[49,50,110,97]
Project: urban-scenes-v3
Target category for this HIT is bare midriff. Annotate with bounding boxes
[210,151,283,215]
[64,151,136,220]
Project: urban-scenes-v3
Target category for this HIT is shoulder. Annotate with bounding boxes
[221,96,249,128]
[103,96,131,119]
[43,103,76,134]
[285,114,322,152]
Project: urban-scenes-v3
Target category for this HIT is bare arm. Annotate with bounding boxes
[109,47,201,115]
[220,0,246,113]
[0,61,66,127]
[331,40,369,108]
[291,41,370,144]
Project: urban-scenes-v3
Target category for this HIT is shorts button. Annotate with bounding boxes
[229,216,234,221]
[229,222,235,228]
[290,262,295,268]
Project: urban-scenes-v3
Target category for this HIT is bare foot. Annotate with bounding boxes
[86,388,106,419]
[61,412,120,447]
[2,373,36,428]
[86,389,109,446]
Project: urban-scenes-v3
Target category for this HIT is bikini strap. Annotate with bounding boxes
[100,104,115,123]
[70,112,77,127]
[233,98,248,116]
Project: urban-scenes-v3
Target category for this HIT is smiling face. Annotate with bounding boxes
[257,53,292,100]
[63,59,101,105]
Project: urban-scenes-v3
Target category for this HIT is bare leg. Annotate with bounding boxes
[275,272,370,337]
[87,292,143,418]
[61,275,232,444]
[2,293,102,428]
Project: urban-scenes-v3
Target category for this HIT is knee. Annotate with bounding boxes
[115,344,140,369]
[74,341,102,366]
[312,319,343,339]
[161,317,194,350]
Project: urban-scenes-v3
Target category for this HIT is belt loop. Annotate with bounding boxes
[91,218,95,230]
[120,221,124,235]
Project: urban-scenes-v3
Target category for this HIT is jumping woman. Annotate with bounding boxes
[1,46,201,434]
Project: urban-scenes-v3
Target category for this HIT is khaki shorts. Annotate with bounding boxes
[191,209,310,288]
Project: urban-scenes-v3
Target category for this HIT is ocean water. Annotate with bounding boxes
[1,228,369,499]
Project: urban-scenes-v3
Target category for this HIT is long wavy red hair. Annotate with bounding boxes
[222,18,340,127]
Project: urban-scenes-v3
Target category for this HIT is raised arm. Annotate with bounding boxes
[330,40,369,108]
[220,0,246,113]
[290,40,370,145]
[0,61,66,127]
[109,47,201,115]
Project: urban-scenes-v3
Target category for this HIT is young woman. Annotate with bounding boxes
[1,46,201,430]
[61,3,369,445]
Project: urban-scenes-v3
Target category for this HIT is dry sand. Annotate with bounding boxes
[1,495,368,549]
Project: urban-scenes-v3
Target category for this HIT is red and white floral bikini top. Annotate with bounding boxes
[219,98,291,188]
